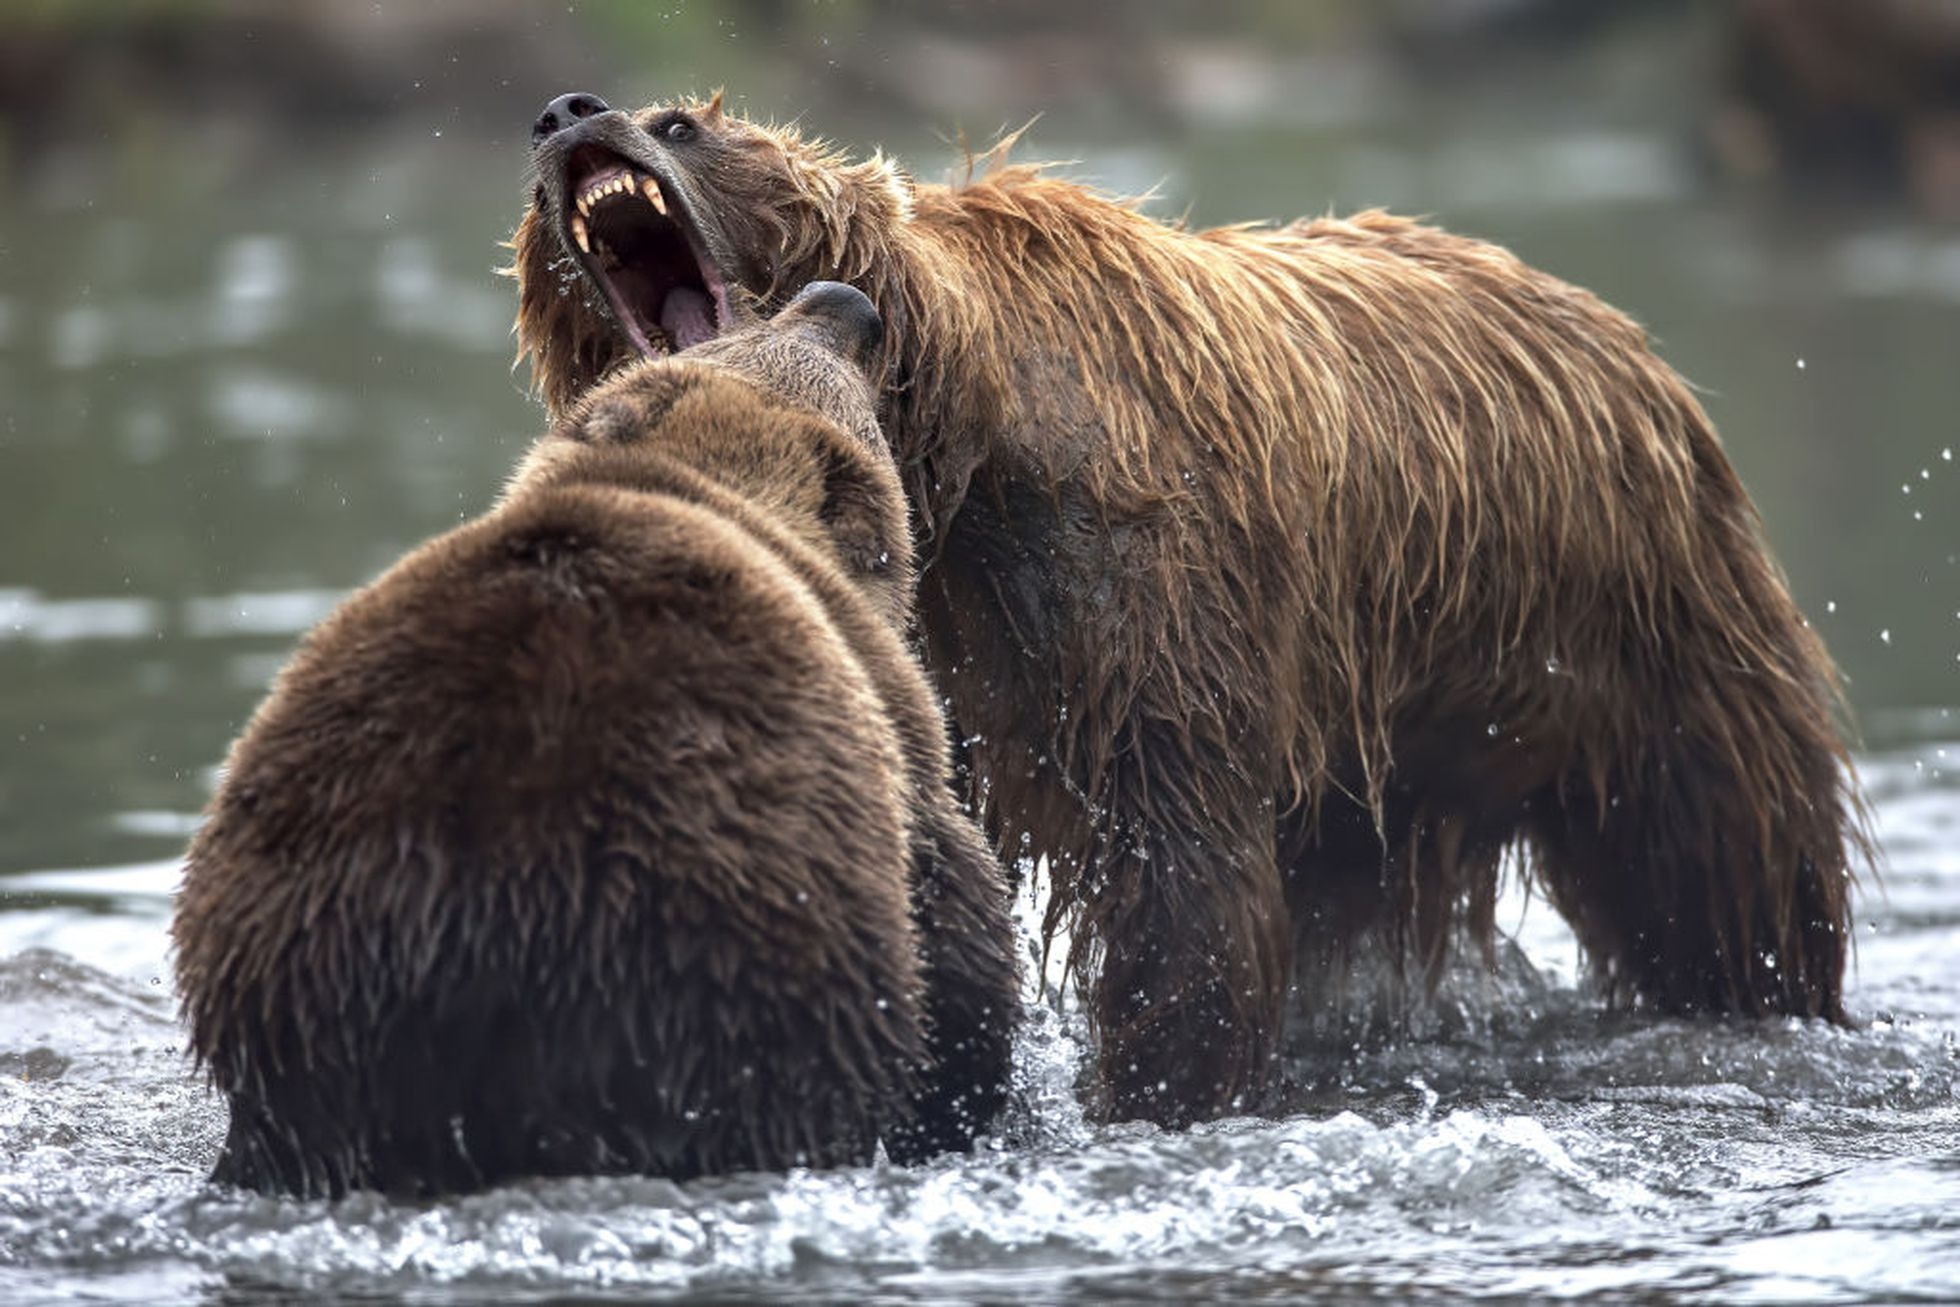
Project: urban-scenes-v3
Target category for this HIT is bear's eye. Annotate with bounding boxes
[656,114,697,144]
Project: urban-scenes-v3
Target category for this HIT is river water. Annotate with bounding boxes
[1,753,1956,1302]
[2,11,1957,1302]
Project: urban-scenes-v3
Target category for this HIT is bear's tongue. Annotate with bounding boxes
[660,287,717,352]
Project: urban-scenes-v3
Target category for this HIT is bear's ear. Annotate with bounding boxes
[781,281,884,376]
[557,371,685,445]
[854,152,916,224]
[700,88,727,129]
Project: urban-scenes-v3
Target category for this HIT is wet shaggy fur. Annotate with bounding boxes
[173,285,1020,1198]
[512,95,1867,1127]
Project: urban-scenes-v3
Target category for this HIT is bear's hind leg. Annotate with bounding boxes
[1527,703,1856,1021]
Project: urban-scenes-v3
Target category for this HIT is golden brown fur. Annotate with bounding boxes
[173,284,1019,1197]
[513,96,1865,1127]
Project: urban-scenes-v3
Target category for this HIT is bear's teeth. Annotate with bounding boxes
[571,212,590,254]
[576,174,655,215]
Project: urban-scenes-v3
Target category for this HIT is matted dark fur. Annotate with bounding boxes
[512,94,1868,1127]
[173,283,1020,1198]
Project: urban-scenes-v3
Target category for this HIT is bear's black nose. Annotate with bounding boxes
[532,92,611,146]
[786,281,884,368]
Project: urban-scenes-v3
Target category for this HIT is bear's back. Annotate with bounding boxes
[178,477,929,1196]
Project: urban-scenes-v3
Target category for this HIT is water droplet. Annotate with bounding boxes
[1826,600,1837,613]
[1795,357,1806,370]
[1486,722,1501,737]
[1544,655,1562,674]
[1879,629,1892,645]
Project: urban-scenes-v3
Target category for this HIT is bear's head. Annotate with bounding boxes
[510,90,913,414]
[509,280,914,624]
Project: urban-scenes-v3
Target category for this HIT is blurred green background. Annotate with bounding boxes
[1,0,1955,879]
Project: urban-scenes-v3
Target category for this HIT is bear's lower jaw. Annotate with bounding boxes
[560,145,730,358]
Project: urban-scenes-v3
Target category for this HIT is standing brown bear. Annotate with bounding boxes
[511,92,1866,1127]
[173,283,1020,1199]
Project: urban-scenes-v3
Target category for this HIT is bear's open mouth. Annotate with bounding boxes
[562,145,731,357]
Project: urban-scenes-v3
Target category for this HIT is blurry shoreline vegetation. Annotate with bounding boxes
[5,1,1957,218]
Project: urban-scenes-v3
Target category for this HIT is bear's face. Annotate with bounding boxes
[512,93,910,413]
[510,282,914,621]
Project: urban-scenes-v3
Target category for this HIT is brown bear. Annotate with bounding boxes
[511,91,1867,1128]
[172,282,1021,1199]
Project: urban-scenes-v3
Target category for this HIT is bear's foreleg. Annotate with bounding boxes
[896,794,1023,1158]
[1074,715,1293,1126]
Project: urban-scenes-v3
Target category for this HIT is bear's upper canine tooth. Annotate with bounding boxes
[643,177,666,215]
[571,212,590,254]
[577,193,592,217]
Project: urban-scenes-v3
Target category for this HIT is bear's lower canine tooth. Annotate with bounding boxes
[571,212,590,254]
[643,178,666,215]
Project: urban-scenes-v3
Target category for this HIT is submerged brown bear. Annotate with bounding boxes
[511,92,1867,1127]
[173,283,1020,1198]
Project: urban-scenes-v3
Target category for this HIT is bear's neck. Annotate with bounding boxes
[811,165,1174,541]
[811,190,1015,544]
